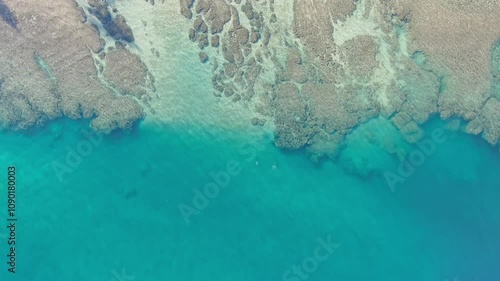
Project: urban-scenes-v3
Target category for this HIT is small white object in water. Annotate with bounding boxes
[272,163,277,170]
[256,161,259,166]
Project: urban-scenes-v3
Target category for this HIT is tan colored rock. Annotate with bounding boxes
[193,15,208,33]
[211,35,220,47]
[303,82,367,133]
[199,51,209,63]
[466,98,500,145]
[103,44,152,98]
[249,30,260,43]
[198,33,209,49]
[222,30,245,65]
[235,27,249,45]
[179,0,194,19]
[195,0,210,14]
[339,36,378,83]
[382,0,500,120]
[0,0,146,132]
[286,49,307,84]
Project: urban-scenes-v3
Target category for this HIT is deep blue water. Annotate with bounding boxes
[0,116,499,281]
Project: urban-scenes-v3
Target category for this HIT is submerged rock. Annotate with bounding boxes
[0,0,148,132]
[466,98,500,145]
[272,83,310,149]
[235,27,249,45]
[195,0,210,14]
[188,28,197,41]
[200,0,232,34]
[104,15,135,42]
[103,43,153,98]
[199,51,209,63]
[211,35,220,47]
[88,0,112,24]
[87,1,135,42]
[179,0,194,19]
[251,117,266,126]
[193,16,208,33]
[241,1,254,20]
[0,0,17,29]
[262,28,271,45]
[198,33,209,49]
[249,30,260,43]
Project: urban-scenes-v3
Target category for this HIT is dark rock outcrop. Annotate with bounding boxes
[104,15,135,42]
[211,35,220,47]
[203,0,232,34]
[0,0,149,133]
[88,1,135,42]
[88,0,112,24]
[251,117,266,126]
[0,0,17,29]
[193,16,208,33]
[180,0,194,19]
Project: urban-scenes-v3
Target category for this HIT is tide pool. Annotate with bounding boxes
[0,116,499,281]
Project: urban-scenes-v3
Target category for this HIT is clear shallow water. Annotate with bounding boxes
[0,117,499,281]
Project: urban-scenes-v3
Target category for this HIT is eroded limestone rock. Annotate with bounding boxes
[179,0,194,19]
[0,0,149,132]
[103,44,153,98]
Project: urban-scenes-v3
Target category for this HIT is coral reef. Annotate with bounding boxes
[88,0,135,42]
[176,0,500,160]
[338,36,378,83]
[466,98,500,145]
[179,0,271,102]
[4,0,496,156]
[293,0,356,70]
[179,0,194,19]
[103,43,154,98]
[0,0,152,132]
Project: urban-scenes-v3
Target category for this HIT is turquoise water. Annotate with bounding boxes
[0,117,499,281]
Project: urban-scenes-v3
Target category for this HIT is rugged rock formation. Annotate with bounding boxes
[175,0,500,160]
[88,0,135,42]
[293,0,356,70]
[179,0,194,19]
[272,83,310,149]
[466,98,500,145]
[103,44,153,98]
[199,51,209,63]
[0,0,16,29]
[0,0,152,132]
